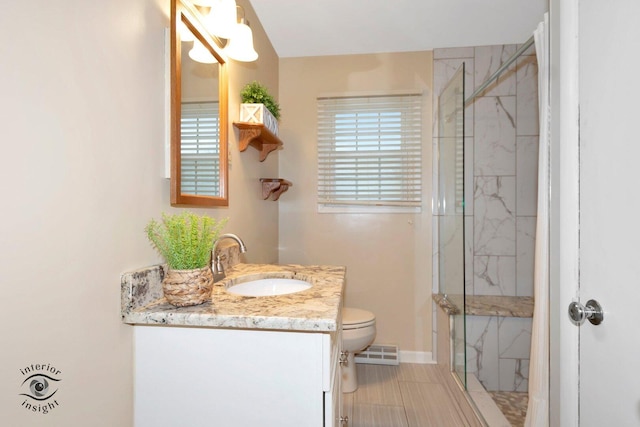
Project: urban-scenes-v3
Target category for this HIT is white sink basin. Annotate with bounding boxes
[226,278,312,297]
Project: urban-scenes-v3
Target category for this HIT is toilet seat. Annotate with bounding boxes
[342,307,375,330]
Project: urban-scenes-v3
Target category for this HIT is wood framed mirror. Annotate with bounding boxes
[171,0,229,206]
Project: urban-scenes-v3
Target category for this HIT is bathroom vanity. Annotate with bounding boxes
[121,263,345,427]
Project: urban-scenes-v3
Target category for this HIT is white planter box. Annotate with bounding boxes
[240,103,279,136]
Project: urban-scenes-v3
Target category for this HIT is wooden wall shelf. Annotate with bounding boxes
[260,179,292,201]
[233,122,283,162]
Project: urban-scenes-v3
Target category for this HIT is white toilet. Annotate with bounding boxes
[341,307,376,393]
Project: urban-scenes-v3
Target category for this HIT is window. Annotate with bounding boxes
[180,102,220,196]
[317,94,422,212]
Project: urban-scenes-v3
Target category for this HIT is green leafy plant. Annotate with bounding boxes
[145,211,228,270]
[240,81,281,120]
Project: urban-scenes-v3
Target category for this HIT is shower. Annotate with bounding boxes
[433,36,545,426]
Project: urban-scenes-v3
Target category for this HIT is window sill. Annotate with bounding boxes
[317,204,421,214]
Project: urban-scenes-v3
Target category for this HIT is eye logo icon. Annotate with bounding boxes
[20,374,59,401]
[19,363,62,415]
[20,374,60,400]
[31,378,48,396]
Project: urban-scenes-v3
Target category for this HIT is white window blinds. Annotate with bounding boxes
[180,102,220,196]
[317,94,422,208]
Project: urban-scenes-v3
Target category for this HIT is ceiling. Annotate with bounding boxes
[248,0,548,58]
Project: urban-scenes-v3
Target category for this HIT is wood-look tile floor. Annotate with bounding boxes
[343,364,476,427]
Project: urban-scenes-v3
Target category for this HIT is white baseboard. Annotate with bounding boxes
[399,351,435,364]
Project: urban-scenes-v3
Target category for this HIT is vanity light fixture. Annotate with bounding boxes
[203,0,237,40]
[223,6,258,62]
[188,39,217,63]
[184,0,258,63]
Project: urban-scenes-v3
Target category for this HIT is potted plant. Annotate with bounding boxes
[240,81,281,135]
[145,211,227,307]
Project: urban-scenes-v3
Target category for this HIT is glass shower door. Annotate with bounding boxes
[437,64,466,387]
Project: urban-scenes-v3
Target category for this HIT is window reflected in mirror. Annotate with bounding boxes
[181,34,220,196]
[171,0,228,206]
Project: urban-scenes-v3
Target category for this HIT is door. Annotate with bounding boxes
[557,0,640,425]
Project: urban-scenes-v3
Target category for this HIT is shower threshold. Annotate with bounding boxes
[465,373,517,426]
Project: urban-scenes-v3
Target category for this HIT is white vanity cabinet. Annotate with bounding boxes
[134,325,342,427]
[123,263,346,426]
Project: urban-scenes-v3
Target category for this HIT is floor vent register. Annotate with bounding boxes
[354,344,399,366]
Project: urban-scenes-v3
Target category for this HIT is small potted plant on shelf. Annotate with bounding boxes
[145,211,227,307]
[240,80,281,136]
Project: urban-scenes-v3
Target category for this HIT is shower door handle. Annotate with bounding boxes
[568,299,604,326]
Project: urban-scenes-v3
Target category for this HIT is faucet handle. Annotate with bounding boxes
[211,254,226,283]
[215,254,224,274]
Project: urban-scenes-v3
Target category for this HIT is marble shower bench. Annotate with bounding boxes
[433,294,534,318]
[433,293,533,394]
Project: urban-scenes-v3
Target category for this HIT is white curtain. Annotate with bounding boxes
[525,12,550,427]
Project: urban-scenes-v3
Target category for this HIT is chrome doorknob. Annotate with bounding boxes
[568,299,604,326]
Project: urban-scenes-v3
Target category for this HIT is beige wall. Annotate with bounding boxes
[223,0,280,263]
[0,0,278,425]
[278,52,434,354]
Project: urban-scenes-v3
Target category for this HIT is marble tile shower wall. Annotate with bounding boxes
[432,45,538,392]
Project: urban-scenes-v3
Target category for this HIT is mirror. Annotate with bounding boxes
[171,0,229,206]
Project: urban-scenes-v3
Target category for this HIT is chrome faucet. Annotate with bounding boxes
[211,233,247,282]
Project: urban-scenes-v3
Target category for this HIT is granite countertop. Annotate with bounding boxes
[121,263,345,332]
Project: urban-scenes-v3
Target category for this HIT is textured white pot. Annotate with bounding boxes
[240,103,279,136]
